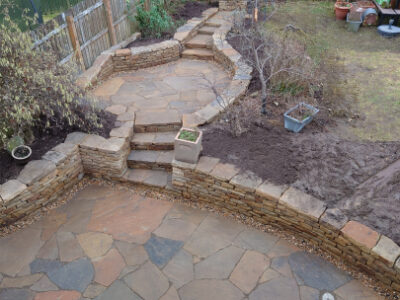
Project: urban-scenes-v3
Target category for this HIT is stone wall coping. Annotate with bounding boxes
[319,208,348,231]
[255,181,288,202]
[372,235,400,266]
[17,160,57,186]
[230,171,263,192]
[0,180,27,205]
[341,220,380,250]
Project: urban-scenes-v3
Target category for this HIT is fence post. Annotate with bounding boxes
[66,15,85,70]
[104,0,117,46]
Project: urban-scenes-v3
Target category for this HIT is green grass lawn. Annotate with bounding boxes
[269,0,400,141]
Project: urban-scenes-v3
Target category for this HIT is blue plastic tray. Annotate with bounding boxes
[284,102,319,133]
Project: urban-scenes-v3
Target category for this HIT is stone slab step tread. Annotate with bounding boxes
[134,111,182,133]
[123,168,171,188]
[131,132,177,150]
[198,26,217,35]
[182,49,214,60]
[205,16,224,27]
[127,150,174,170]
[185,34,213,49]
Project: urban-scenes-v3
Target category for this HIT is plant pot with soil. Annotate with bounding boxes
[11,145,32,165]
[284,102,319,133]
[335,1,353,20]
[174,128,203,164]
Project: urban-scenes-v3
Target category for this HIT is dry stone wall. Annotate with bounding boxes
[219,0,247,11]
[171,157,400,293]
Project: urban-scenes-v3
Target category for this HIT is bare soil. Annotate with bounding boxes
[0,110,116,185]
[125,0,213,48]
[202,120,400,244]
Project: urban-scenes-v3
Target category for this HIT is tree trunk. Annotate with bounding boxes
[260,73,268,115]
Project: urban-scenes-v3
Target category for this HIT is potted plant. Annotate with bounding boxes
[284,102,319,133]
[6,136,32,165]
[174,128,203,164]
[347,11,363,32]
[335,1,353,20]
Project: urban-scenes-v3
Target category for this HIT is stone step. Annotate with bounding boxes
[127,150,174,171]
[123,168,172,189]
[182,48,214,60]
[134,110,182,133]
[185,34,213,49]
[198,26,217,35]
[131,131,177,150]
[205,16,224,28]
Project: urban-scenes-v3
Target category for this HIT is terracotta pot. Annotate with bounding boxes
[335,2,353,20]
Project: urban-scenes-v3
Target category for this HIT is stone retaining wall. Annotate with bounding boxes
[171,157,400,293]
[0,143,82,224]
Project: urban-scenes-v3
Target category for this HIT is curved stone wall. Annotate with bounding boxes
[170,157,400,293]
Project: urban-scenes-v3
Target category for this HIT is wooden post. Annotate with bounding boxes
[66,15,85,70]
[104,0,117,46]
[144,0,151,11]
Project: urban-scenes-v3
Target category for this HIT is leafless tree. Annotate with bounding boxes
[230,2,313,115]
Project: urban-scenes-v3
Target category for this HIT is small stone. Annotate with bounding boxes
[33,290,81,300]
[372,235,400,266]
[341,221,380,250]
[230,171,263,192]
[256,181,287,202]
[77,232,113,259]
[92,248,126,286]
[0,273,43,288]
[229,250,270,294]
[320,208,348,231]
[210,163,240,181]
[17,160,56,186]
[279,187,326,220]
[30,275,58,292]
[195,156,220,174]
[83,283,107,298]
[0,180,27,204]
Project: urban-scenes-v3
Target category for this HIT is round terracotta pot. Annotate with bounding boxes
[335,2,353,20]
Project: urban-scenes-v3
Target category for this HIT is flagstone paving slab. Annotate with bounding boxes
[144,235,184,268]
[0,184,384,299]
[288,251,352,291]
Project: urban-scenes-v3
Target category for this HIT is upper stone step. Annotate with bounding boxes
[123,168,171,188]
[198,26,217,35]
[127,150,174,171]
[205,15,224,27]
[135,110,182,133]
[185,34,213,49]
[131,131,177,150]
[182,48,214,60]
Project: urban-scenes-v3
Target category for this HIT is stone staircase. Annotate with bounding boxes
[182,15,223,60]
[123,122,179,189]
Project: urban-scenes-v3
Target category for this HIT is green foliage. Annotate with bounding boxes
[178,130,199,142]
[5,136,24,153]
[0,6,102,148]
[134,0,173,38]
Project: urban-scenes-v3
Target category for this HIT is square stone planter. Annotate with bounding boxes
[174,128,203,164]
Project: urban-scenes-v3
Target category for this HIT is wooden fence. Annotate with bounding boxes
[31,0,135,70]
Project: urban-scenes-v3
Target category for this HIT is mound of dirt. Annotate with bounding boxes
[202,122,400,244]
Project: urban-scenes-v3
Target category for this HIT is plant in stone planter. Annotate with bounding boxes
[11,145,32,165]
[284,102,319,133]
[174,128,203,164]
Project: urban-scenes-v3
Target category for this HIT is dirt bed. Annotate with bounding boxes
[0,111,116,185]
[202,123,400,244]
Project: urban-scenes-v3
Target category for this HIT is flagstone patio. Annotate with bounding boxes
[0,184,383,300]
[93,59,231,124]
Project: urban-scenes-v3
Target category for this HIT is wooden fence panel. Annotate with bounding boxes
[31,0,135,70]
